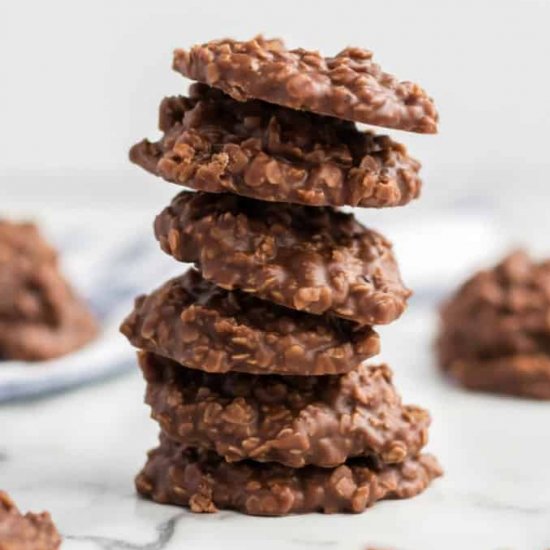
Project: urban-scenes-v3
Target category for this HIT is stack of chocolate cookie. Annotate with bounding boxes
[122,36,442,515]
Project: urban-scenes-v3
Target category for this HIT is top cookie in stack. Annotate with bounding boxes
[123,36,441,516]
[172,36,437,132]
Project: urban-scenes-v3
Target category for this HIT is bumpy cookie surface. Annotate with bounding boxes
[140,352,430,467]
[0,492,61,550]
[154,192,410,325]
[0,221,97,361]
[136,436,442,516]
[438,250,550,398]
[130,83,422,208]
[121,270,379,375]
[173,36,438,133]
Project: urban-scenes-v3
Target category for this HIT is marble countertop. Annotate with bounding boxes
[1,306,549,550]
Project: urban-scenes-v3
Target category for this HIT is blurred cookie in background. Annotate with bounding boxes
[0,220,98,362]
[437,250,550,399]
[0,491,61,550]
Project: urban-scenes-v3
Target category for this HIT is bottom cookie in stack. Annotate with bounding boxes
[137,435,441,516]
[133,352,442,516]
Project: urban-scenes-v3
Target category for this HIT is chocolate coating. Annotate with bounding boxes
[136,436,442,516]
[139,352,430,468]
[154,192,410,325]
[130,83,422,208]
[121,270,379,376]
[0,492,61,550]
[0,221,98,361]
[438,250,550,398]
[173,36,438,133]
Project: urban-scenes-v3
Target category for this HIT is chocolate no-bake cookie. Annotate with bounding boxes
[0,492,61,550]
[121,269,379,375]
[0,221,98,361]
[154,192,410,325]
[136,435,442,516]
[139,351,430,468]
[437,250,550,398]
[173,36,438,133]
[130,83,422,208]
